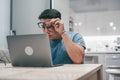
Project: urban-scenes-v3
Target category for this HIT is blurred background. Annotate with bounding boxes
[0,0,120,80]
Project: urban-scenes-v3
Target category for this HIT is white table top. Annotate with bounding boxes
[0,63,102,80]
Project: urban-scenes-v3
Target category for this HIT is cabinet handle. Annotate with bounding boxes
[111,56,119,59]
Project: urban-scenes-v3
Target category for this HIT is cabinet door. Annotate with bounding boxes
[84,53,105,65]
[85,53,106,80]
[84,56,98,64]
[12,0,50,35]
[105,54,120,66]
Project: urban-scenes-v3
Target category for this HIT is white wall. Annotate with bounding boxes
[84,35,119,52]
[52,0,69,31]
[0,0,10,50]
[69,8,76,19]
[12,0,50,35]
[73,10,120,36]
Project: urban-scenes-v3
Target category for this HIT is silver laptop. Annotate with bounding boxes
[7,34,54,67]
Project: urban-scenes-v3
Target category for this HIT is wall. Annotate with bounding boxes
[12,0,50,35]
[84,35,120,52]
[0,0,10,50]
[52,0,69,31]
[69,8,76,19]
[73,10,120,36]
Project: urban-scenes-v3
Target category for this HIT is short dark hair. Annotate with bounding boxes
[38,9,61,19]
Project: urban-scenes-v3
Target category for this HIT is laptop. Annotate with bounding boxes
[7,34,54,67]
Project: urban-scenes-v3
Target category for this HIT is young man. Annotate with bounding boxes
[38,9,86,65]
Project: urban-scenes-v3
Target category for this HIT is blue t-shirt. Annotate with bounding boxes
[50,32,86,65]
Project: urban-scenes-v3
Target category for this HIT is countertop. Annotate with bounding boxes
[85,51,120,54]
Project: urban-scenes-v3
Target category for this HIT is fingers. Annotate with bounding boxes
[50,18,62,28]
[49,18,65,35]
[50,18,60,24]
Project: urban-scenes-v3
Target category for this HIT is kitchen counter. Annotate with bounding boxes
[85,51,120,54]
[0,63,103,80]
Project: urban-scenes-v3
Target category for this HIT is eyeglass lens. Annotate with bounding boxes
[38,22,53,29]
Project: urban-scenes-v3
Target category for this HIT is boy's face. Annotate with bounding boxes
[39,19,61,40]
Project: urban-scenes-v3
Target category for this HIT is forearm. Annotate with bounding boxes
[61,32,85,64]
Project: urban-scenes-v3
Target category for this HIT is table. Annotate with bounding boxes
[0,63,103,80]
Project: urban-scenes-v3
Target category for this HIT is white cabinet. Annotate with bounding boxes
[105,54,120,66]
[84,53,105,65]
[105,53,120,80]
[84,52,120,80]
[84,53,105,80]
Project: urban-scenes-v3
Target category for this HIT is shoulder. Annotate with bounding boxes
[66,31,86,49]
[66,31,83,39]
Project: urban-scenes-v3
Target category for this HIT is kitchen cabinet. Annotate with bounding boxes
[84,53,105,80]
[105,53,120,80]
[84,51,120,80]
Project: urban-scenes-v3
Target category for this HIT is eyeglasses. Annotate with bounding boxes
[37,22,53,29]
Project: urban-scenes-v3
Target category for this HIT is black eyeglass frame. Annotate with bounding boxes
[37,22,53,29]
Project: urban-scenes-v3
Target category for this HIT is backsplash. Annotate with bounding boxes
[84,35,120,52]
